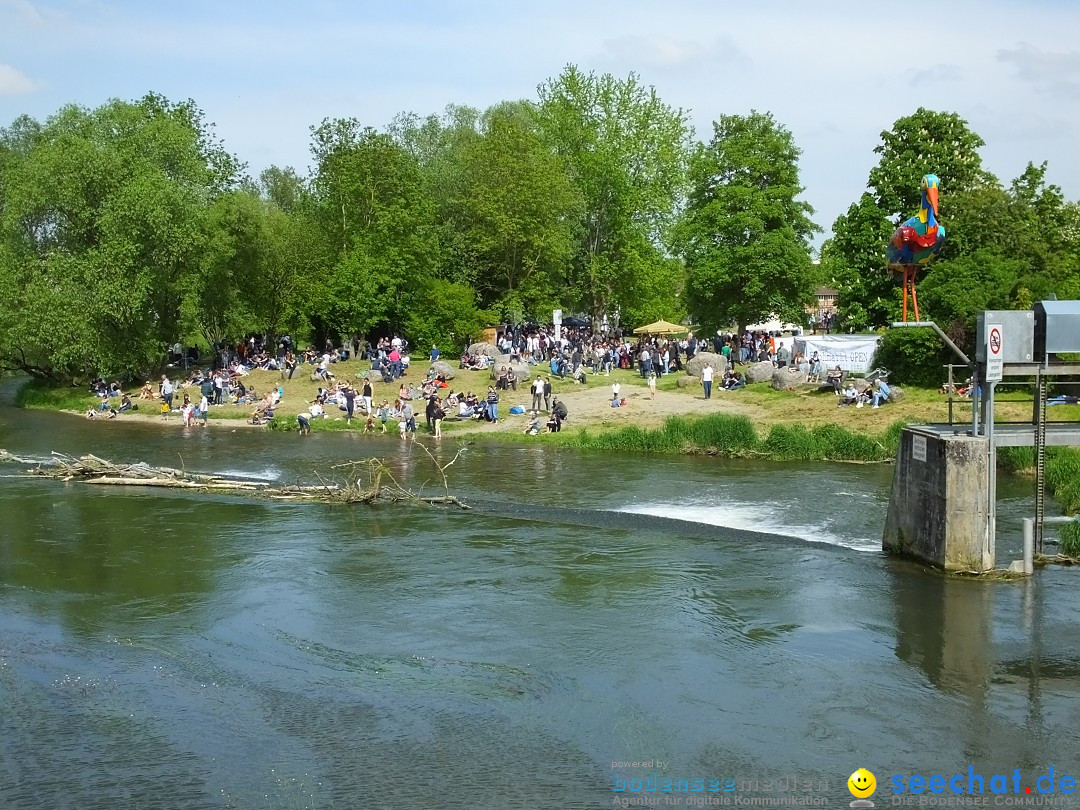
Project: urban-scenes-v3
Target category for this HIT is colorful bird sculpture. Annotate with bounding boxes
[886,173,945,322]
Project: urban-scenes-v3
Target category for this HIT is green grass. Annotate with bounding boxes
[990,446,1080,515]
[561,412,899,462]
[1047,447,1080,514]
[1061,521,1080,557]
[15,379,99,411]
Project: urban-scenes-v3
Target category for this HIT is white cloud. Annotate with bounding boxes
[907,64,964,87]
[998,42,1080,99]
[0,63,36,95]
[602,35,750,71]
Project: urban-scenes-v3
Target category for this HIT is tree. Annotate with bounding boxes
[0,94,239,381]
[868,107,994,218]
[309,119,442,340]
[402,278,494,354]
[825,107,995,328]
[182,190,264,350]
[453,100,582,316]
[819,194,895,331]
[676,111,819,334]
[535,65,691,327]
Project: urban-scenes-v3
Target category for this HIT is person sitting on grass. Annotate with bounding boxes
[838,382,859,408]
[139,381,156,400]
[524,411,541,435]
[871,378,891,409]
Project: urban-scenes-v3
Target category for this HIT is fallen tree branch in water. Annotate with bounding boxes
[1,449,469,509]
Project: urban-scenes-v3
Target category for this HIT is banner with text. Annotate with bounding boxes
[794,335,880,373]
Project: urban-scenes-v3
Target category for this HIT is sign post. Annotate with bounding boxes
[986,323,1003,382]
[553,309,562,343]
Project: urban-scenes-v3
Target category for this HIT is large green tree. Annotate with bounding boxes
[535,65,691,327]
[454,100,582,318]
[309,120,443,339]
[818,193,895,331]
[868,107,995,218]
[0,94,238,380]
[677,111,819,334]
[823,107,994,328]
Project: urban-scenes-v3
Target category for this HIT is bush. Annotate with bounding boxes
[873,328,954,388]
[1060,521,1080,557]
[15,379,97,411]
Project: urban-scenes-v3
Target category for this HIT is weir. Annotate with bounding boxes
[882,302,1080,573]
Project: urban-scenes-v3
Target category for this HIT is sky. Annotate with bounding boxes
[2,0,1079,247]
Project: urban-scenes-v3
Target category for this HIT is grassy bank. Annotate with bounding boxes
[553,412,905,462]
[998,445,1080,515]
[15,378,100,411]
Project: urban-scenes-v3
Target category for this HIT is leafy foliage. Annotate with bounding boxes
[677,111,819,333]
[535,65,691,326]
[868,107,993,218]
[310,120,442,338]
[819,193,895,331]
[0,95,239,380]
[402,278,494,355]
[824,107,1080,334]
[872,329,953,388]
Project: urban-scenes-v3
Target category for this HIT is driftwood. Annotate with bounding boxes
[4,449,469,509]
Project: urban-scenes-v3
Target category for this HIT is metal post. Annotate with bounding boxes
[971,367,980,437]
[1022,518,1034,575]
[1034,371,1047,554]
[946,364,955,426]
[986,381,996,568]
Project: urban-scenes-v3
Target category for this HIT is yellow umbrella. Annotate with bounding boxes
[633,319,688,335]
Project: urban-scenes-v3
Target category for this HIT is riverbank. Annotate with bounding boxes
[13,360,1080,511]
[20,357,1074,436]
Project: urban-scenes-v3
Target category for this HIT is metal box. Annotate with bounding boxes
[975,310,1034,363]
[1034,300,1080,357]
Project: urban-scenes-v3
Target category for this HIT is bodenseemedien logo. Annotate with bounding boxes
[848,768,876,808]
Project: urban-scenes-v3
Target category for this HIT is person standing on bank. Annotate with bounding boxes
[160,375,174,410]
[344,385,356,425]
[702,363,714,400]
[361,377,373,416]
[433,400,445,438]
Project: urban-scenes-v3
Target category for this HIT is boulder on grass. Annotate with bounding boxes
[771,367,806,391]
[488,358,532,383]
[467,342,500,360]
[686,351,727,378]
[745,361,776,384]
[888,385,905,404]
[429,361,456,380]
[676,375,698,388]
[854,378,871,394]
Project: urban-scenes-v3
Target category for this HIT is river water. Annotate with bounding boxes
[1,383,1079,809]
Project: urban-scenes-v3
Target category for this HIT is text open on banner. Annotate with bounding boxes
[793,335,881,373]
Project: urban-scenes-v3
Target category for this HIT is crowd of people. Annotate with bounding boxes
[80,320,902,434]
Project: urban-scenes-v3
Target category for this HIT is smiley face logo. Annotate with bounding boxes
[848,768,876,798]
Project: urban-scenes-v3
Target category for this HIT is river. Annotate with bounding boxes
[1,383,1078,809]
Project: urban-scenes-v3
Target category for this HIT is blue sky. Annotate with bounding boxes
[2,0,1079,246]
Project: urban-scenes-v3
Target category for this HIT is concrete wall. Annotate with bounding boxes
[882,428,992,572]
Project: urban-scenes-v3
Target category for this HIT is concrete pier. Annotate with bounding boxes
[882,427,992,572]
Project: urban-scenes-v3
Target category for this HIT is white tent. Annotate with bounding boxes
[793,334,881,373]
